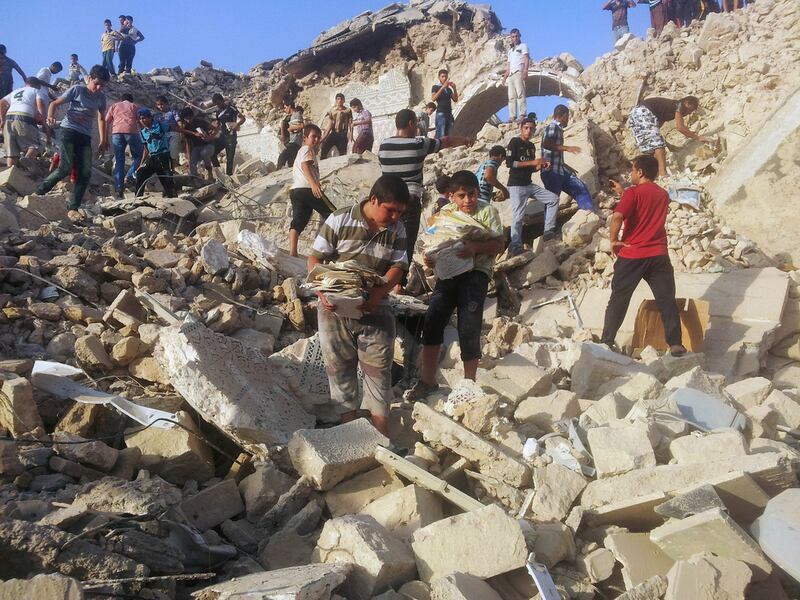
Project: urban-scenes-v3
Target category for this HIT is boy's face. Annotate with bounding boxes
[71,57,78,64]
[426,106,435,115]
[105,22,112,30]
[283,104,293,115]
[335,96,344,108]
[557,112,570,126]
[510,31,521,46]
[51,64,62,74]
[305,129,321,148]
[370,198,406,228]
[490,153,504,163]
[451,186,479,214]
[87,76,108,93]
[630,165,643,185]
[438,72,448,84]
[155,100,168,112]
[520,122,533,140]
[139,115,153,128]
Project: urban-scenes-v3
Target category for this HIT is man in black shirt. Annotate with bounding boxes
[179,107,216,182]
[506,118,559,254]
[431,69,458,139]
[603,0,636,44]
[211,93,246,176]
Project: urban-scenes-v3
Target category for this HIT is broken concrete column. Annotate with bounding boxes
[311,515,416,600]
[411,504,527,582]
[192,563,351,600]
[359,485,444,541]
[412,403,531,487]
[0,377,43,437]
[179,479,245,531]
[514,390,581,432]
[587,423,656,478]
[288,418,389,491]
[325,467,404,517]
[649,507,772,579]
[430,572,502,600]
[664,553,752,600]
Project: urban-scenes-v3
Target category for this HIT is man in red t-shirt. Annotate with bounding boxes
[601,154,686,356]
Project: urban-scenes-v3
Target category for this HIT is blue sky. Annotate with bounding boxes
[4,1,653,118]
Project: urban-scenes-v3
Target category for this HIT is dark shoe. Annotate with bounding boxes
[115,188,125,199]
[542,231,557,242]
[670,345,688,357]
[405,380,440,402]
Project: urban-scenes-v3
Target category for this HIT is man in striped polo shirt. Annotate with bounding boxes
[379,108,474,290]
[308,174,411,435]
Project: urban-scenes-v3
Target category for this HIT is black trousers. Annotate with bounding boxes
[601,254,682,347]
[118,44,135,73]
[212,135,237,175]
[277,142,300,169]
[400,196,422,286]
[321,131,348,158]
[135,152,176,197]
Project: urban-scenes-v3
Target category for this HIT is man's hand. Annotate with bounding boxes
[47,115,57,126]
[534,159,550,170]
[566,145,582,154]
[423,252,436,268]
[609,179,625,196]
[361,292,382,315]
[448,81,457,90]
[231,123,240,133]
[98,141,109,154]
[311,182,323,199]
[457,241,476,259]
[317,291,335,312]
[611,241,627,256]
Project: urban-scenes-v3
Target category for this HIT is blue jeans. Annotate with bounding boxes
[509,184,560,251]
[540,170,594,212]
[612,25,630,43]
[435,112,453,139]
[102,49,116,76]
[112,133,143,191]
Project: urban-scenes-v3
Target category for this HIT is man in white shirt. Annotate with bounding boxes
[0,77,46,165]
[501,28,530,124]
[36,62,63,92]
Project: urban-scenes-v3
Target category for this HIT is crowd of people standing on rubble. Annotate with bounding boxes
[0,12,710,436]
[604,0,755,39]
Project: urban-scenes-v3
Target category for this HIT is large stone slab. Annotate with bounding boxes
[570,342,648,399]
[604,532,674,589]
[411,504,527,582]
[191,563,350,600]
[180,479,245,532]
[325,467,404,517]
[0,573,83,600]
[156,321,314,453]
[359,485,443,541]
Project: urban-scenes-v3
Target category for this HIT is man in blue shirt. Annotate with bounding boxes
[154,95,183,168]
[134,108,176,197]
[475,145,509,203]
[540,104,594,212]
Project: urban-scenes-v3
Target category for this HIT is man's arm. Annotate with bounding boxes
[431,85,447,101]
[301,158,322,198]
[484,166,509,199]
[363,266,404,312]
[602,0,613,9]
[674,110,708,142]
[0,99,8,129]
[450,83,459,103]
[138,143,150,168]
[34,96,46,124]
[541,127,581,154]
[322,113,334,138]
[608,211,626,255]
[46,95,67,125]
[11,60,26,81]
[521,50,530,79]
[439,135,474,150]
[97,108,108,152]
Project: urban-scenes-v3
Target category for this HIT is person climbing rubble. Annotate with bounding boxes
[320,92,352,158]
[0,77,46,166]
[211,92,246,176]
[541,104,594,212]
[308,174,411,435]
[277,97,304,169]
[408,170,504,400]
[601,154,687,356]
[628,95,710,177]
[349,98,373,154]
[105,92,142,198]
[134,107,176,198]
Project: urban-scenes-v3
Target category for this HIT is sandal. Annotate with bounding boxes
[405,380,440,402]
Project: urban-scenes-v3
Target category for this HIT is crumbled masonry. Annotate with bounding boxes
[0,1,799,599]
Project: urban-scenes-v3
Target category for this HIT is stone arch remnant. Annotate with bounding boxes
[452,67,585,138]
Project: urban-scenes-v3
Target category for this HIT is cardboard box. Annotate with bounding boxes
[631,298,710,352]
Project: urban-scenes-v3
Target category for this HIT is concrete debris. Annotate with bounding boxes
[192,563,351,600]
[430,572,502,600]
[750,488,800,583]
[664,553,751,600]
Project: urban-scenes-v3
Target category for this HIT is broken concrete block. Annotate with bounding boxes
[669,430,747,465]
[312,515,416,600]
[746,404,779,439]
[508,249,559,287]
[762,388,800,429]
[325,467,404,517]
[360,485,443,541]
[104,289,148,328]
[750,488,800,583]
[238,462,295,522]
[478,352,552,403]
[180,479,245,531]
[430,572,502,600]
[650,508,771,578]
[532,522,576,568]
[411,504,527,582]
[128,356,170,385]
[0,376,43,437]
[724,376,772,411]
[604,532,675,589]
[562,209,601,248]
[597,372,664,402]
[570,342,647,399]
[529,462,587,522]
[576,547,615,583]
[110,337,146,366]
[0,572,83,599]
[412,403,531,487]
[587,423,656,478]
[579,392,633,427]
[584,491,668,531]
[664,553,752,600]
[616,575,667,600]
[654,484,726,520]
[260,526,318,570]
[192,563,351,600]
[2,169,40,196]
[288,419,388,491]
[124,411,215,485]
[664,366,723,397]
[514,390,581,432]
[74,476,181,516]
[74,335,113,371]
[53,431,118,472]
[200,239,230,274]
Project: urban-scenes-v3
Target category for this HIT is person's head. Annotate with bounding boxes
[121,92,134,102]
[50,62,63,74]
[155,95,169,112]
[104,19,113,30]
[631,154,659,184]
[137,107,153,128]
[118,15,127,26]
[25,77,42,89]
[489,145,506,161]
[435,174,452,196]
[364,175,409,228]
[449,170,480,214]
[303,123,322,148]
[212,93,225,108]
[438,69,449,84]
[526,111,537,123]
[334,93,345,107]
[87,65,110,92]
[679,95,699,115]
[126,15,134,24]
[179,107,195,123]
[282,96,295,114]
[0,45,6,56]
[519,117,535,140]
[510,28,521,46]
[425,102,436,115]
[395,108,417,133]
[553,104,570,126]
[70,54,78,63]
[349,98,362,112]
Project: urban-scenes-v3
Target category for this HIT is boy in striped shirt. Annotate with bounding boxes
[308,174,411,435]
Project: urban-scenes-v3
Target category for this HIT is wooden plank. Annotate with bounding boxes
[374,446,484,512]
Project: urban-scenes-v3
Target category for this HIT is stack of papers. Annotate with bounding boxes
[305,261,387,318]
[423,211,502,280]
